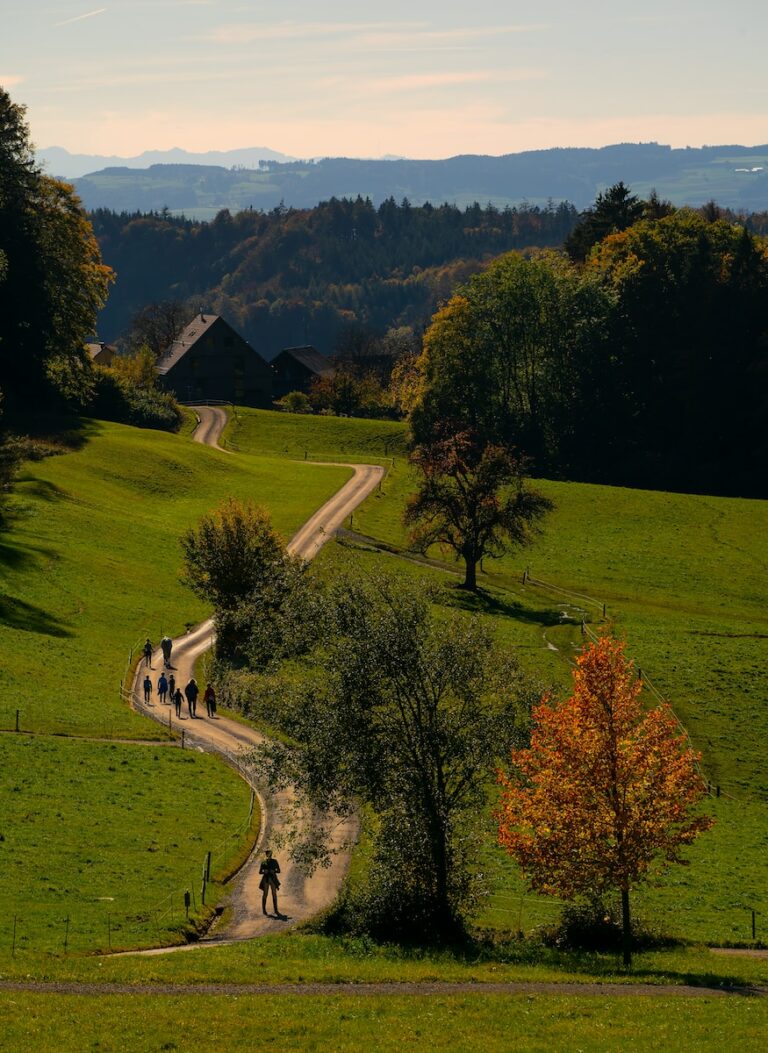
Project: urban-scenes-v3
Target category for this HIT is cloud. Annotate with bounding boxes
[209,20,420,45]
[55,8,108,28]
[0,74,24,87]
[365,69,546,94]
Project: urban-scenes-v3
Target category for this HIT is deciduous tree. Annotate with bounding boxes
[405,431,552,589]
[496,637,713,966]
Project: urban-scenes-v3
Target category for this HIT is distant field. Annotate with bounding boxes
[223,406,407,463]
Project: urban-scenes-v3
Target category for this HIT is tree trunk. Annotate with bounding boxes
[462,557,477,590]
[621,887,632,968]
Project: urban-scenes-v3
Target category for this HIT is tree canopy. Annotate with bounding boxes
[0,88,112,415]
[496,636,713,966]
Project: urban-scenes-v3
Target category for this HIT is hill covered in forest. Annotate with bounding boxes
[92,197,578,354]
[75,143,768,217]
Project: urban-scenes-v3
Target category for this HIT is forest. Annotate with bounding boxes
[91,197,579,354]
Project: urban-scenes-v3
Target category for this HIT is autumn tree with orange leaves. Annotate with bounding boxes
[496,636,713,966]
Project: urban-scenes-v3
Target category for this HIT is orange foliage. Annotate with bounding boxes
[496,637,713,900]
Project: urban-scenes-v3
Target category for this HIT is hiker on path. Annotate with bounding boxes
[259,849,282,916]
[185,678,199,718]
[160,635,173,668]
[204,683,217,718]
[173,687,183,718]
[168,673,176,701]
[157,672,168,705]
[143,675,152,704]
[143,639,153,667]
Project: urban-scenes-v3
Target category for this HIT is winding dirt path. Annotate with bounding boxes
[129,406,383,950]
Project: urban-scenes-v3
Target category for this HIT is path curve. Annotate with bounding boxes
[130,406,383,949]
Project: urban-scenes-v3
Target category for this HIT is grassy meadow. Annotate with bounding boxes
[2,990,766,1053]
[231,407,768,949]
[0,405,766,1032]
[0,416,349,955]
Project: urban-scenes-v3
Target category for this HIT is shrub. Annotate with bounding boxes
[88,366,182,431]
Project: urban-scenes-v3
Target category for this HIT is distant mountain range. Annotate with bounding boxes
[45,142,768,216]
[38,145,296,179]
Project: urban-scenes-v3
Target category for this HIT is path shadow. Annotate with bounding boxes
[0,593,72,637]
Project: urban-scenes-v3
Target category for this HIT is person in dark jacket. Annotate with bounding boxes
[160,635,173,669]
[168,673,176,701]
[185,678,199,718]
[157,672,168,705]
[204,684,217,718]
[143,639,153,667]
[143,675,152,704]
[259,849,282,916]
[173,687,183,718]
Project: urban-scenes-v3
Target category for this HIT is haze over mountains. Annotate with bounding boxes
[38,145,296,179]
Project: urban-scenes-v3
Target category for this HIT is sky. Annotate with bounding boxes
[3,0,768,159]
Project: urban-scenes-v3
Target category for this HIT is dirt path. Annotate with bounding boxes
[0,980,761,998]
[129,406,383,950]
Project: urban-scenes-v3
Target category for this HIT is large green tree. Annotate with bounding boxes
[0,88,112,413]
[410,251,613,472]
[405,431,553,589]
[251,573,536,939]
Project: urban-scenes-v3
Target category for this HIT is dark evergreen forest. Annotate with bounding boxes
[91,197,579,355]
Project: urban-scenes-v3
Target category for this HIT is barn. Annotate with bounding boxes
[156,314,273,406]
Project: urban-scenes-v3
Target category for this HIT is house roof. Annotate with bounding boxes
[86,341,116,360]
[275,345,334,376]
[156,313,220,376]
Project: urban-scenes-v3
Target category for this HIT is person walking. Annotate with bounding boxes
[173,687,183,718]
[143,674,152,704]
[168,673,176,701]
[157,672,168,705]
[160,635,173,669]
[185,678,199,718]
[142,638,153,667]
[204,683,217,718]
[259,849,282,916]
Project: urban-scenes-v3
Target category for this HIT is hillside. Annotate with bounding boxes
[73,143,768,217]
[91,198,577,353]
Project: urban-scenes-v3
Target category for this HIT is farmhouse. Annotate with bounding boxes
[156,313,273,406]
[272,345,334,399]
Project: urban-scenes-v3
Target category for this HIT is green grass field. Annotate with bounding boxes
[228,408,768,948]
[2,991,766,1053]
[0,404,765,1049]
[0,417,349,956]
[0,735,257,953]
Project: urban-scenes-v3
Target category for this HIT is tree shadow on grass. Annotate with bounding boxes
[13,475,69,502]
[0,593,72,637]
[448,585,564,628]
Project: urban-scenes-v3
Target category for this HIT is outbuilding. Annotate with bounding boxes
[271,345,334,399]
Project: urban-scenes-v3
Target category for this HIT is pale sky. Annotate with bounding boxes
[3,0,768,158]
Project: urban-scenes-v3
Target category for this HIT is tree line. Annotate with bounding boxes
[408,185,768,498]
[90,196,579,355]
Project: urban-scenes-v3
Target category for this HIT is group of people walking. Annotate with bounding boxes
[141,636,217,719]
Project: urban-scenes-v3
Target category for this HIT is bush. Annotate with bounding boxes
[276,391,312,414]
[540,897,675,952]
[88,366,182,431]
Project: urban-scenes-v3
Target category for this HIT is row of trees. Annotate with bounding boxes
[180,500,712,960]
[408,189,768,496]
